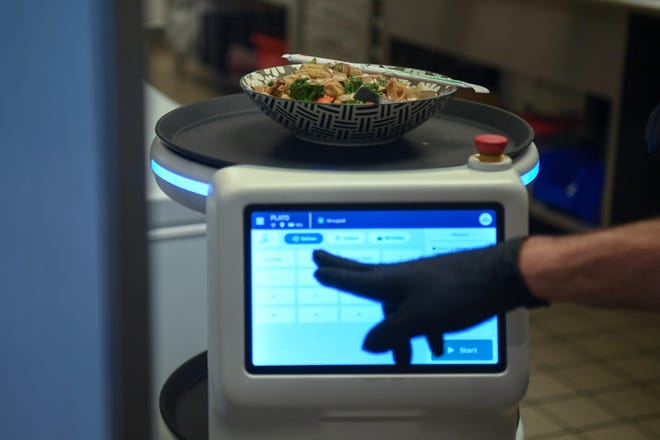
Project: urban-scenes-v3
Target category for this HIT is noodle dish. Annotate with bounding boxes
[240,63,457,146]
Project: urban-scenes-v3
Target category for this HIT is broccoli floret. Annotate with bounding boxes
[288,78,325,102]
[344,77,364,94]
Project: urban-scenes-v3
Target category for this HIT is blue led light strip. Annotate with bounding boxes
[520,161,540,186]
[151,159,210,196]
[150,159,540,197]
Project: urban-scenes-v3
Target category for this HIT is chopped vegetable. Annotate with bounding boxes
[344,77,364,94]
[288,78,325,102]
[315,95,334,103]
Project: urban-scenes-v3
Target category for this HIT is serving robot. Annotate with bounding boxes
[150,90,539,439]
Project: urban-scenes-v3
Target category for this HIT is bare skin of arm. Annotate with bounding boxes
[519,217,660,310]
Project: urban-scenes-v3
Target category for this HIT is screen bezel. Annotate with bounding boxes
[243,203,507,375]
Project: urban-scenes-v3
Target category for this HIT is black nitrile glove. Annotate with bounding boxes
[312,238,548,365]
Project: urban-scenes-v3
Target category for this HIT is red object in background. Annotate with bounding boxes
[474,134,508,155]
[521,115,581,137]
[250,32,288,69]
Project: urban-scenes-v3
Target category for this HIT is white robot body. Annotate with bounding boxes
[207,163,529,439]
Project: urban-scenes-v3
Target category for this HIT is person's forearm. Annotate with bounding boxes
[519,218,660,310]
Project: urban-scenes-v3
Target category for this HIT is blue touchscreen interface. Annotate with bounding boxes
[245,204,506,373]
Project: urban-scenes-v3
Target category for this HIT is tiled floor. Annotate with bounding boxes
[146,37,660,440]
[523,304,660,439]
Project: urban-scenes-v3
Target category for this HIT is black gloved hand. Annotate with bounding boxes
[313,238,548,364]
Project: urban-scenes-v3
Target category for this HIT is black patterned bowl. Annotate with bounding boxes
[239,64,457,146]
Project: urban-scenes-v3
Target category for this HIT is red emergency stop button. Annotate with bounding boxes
[474,134,508,155]
[468,134,513,171]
